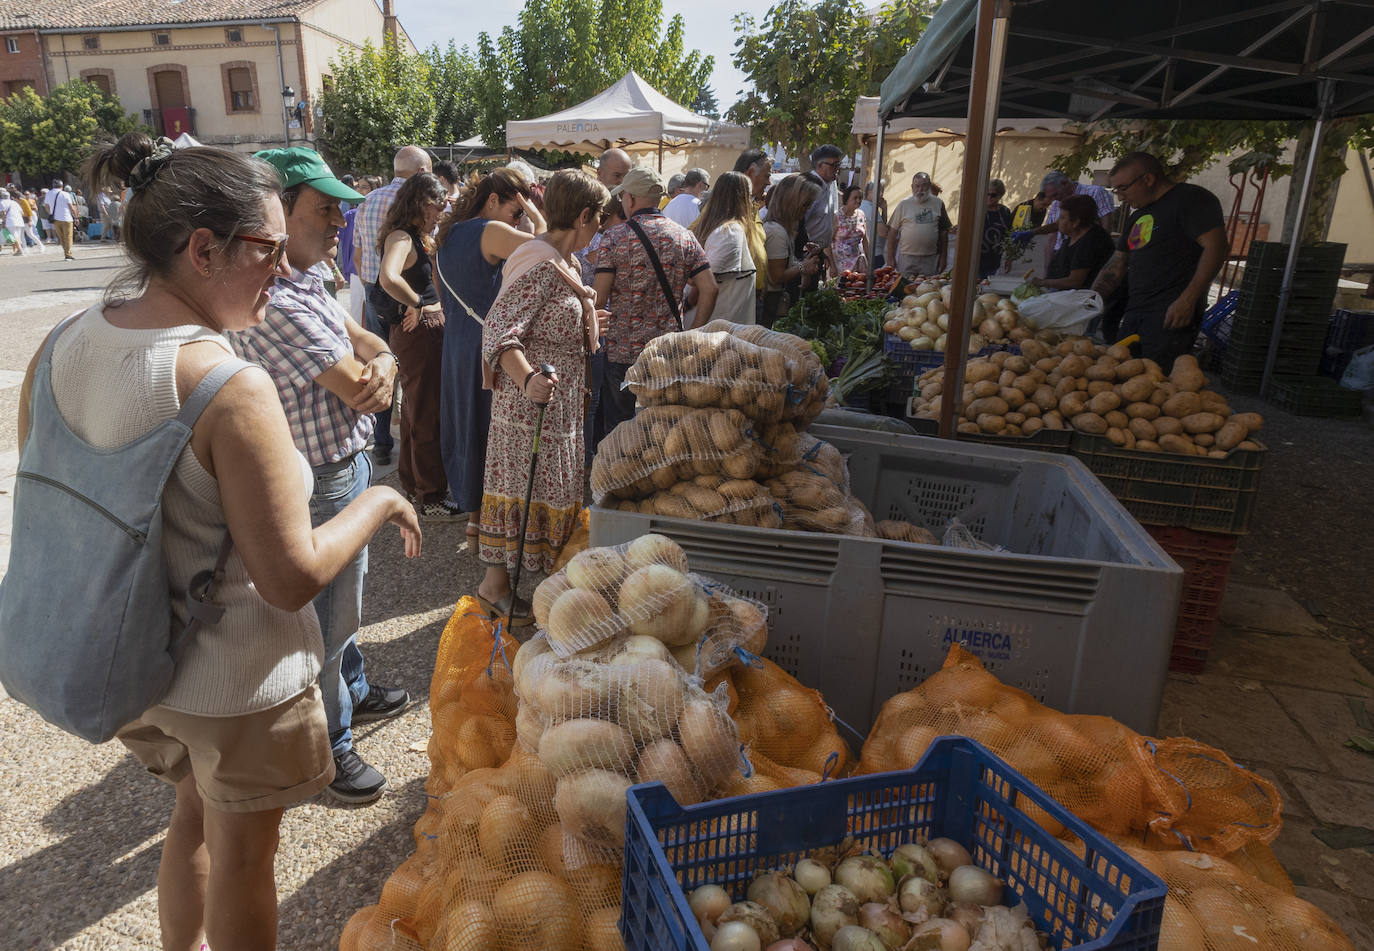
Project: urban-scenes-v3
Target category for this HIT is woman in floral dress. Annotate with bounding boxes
[476,170,611,622]
[832,184,868,274]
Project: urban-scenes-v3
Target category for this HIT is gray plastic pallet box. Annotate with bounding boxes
[590,424,1183,737]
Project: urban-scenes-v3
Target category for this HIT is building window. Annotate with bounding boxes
[82,35,99,50]
[225,28,243,43]
[320,74,333,93]
[82,69,113,96]
[4,79,34,96]
[5,37,19,54]
[154,32,170,46]
[221,62,259,114]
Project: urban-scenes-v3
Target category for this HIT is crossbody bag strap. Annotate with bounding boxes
[433,254,485,327]
[626,217,683,331]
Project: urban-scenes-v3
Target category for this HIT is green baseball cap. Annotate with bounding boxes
[254,147,364,203]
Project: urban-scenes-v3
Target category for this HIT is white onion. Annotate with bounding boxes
[747,872,810,937]
[925,838,973,877]
[690,883,731,926]
[909,917,971,951]
[766,940,816,951]
[947,865,1003,906]
[858,902,912,950]
[831,925,888,951]
[719,901,780,947]
[890,843,940,884]
[898,874,944,918]
[834,854,896,904]
[809,884,859,947]
[944,901,984,939]
[792,857,831,896]
[712,920,762,951]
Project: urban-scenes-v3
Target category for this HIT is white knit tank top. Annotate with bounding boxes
[49,305,323,716]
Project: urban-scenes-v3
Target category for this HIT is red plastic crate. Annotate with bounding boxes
[1146,526,1238,673]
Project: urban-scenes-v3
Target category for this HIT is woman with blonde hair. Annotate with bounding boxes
[761,173,821,326]
[688,170,762,325]
[374,171,452,518]
[435,168,546,536]
[474,169,610,620]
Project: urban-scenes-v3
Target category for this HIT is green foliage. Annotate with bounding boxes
[1051,119,1300,183]
[728,0,934,161]
[427,41,481,147]
[692,85,720,119]
[472,0,714,149]
[319,37,436,174]
[0,80,143,177]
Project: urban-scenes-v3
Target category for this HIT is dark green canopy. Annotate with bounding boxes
[881,0,1374,122]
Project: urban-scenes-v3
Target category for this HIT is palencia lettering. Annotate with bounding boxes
[556,120,599,133]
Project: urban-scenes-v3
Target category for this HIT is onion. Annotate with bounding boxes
[792,857,831,896]
[858,902,912,950]
[943,901,984,939]
[947,865,1003,906]
[747,871,811,937]
[809,884,859,947]
[718,901,780,947]
[830,925,888,951]
[898,875,943,918]
[908,918,971,951]
[890,843,940,884]
[766,941,816,951]
[834,854,895,904]
[925,838,973,877]
[712,920,762,951]
[690,884,731,926]
[492,871,582,951]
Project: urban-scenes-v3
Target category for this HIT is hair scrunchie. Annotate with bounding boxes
[127,137,177,193]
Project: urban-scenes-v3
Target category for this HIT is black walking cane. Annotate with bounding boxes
[507,363,557,630]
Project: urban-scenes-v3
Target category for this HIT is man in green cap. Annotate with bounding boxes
[230,147,410,804]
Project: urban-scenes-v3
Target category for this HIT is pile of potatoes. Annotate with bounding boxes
[590,406,765,502]
[625,330,796,422]
[883,282,1052,354]
[765,469,875,535]
[701,319,830,426]
[911,340,1264,455]
[607,474,783,528]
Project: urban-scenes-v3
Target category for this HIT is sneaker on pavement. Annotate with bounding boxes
[417,500,463,522]
[352,683,410,723]
[371,447,392,466]
[327,749,386,804]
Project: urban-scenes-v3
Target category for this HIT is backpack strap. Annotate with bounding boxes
[37,312,85,367]
[177,357,254,428]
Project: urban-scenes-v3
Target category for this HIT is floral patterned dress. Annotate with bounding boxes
[832,208,868,273]
[479,259,586,574]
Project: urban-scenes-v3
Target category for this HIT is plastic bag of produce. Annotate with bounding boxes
[701,319,831,427]
[1339,343,1374,390]
[859,645,1282,854]
[1016,288,1102,335]
[624,330,794,422]
[590,406,763,502]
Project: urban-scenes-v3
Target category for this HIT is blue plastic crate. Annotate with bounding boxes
[1200,290,1239,350]
[621,736,1166,951]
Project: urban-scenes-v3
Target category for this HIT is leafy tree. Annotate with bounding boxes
[472,0,714,148]
[692,85,719,119]
[319,37,435,174]
[426,41,481,146]
[0,80,142,177]
[728,0,934,164]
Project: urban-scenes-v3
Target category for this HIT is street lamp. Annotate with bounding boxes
[281,85,295,144]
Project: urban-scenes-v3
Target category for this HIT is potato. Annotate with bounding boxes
[1114,358,1145,380]
[972,379,999,399]
[1071,412,1108,435]
[1003,355,1031,374]
[1054,377,1078,398]
[1041,410,1066,430]
[1012,374,1040,396]
[1230,412,1264,433]
[1104,410,1129,430]
[1020,401,1041,418]
[1058,354,1091,378]
[1089,391,1122,415]
[998,387,1026,409]
[1119,374,1155,403]
[1121,428,1137,449]
[1106,344,1132,361]
[1106,427,1127,446]
[1059,392,1089,416]
[1125,401,1160,420]
[966,396,1010,417]
[1237,439,1261,450]
[998,368,1017,387]
[1150,382,1177,406]
[1180,412,1225,435]
[956,421,981,434]
[977,413,1007,433]
[1032,385,1058,411]
[1035,356,1061,373]
[1071,339,1097,357]
[990,350,1012,367]
[1169,354,1206,392]
[1004,411,1027,426]
[1214,421,1248,451]
[1162,391,1202,418]
[1129,418,1157,442]
[1019,340,1050,362]
[1022,417,1044,435]
[1085,380,1114,397]
[1135,439,1160,452]
[1154,417,1183,437]
[1158,433,1195,454]
[966,360,999,383]
[1086,359,1119,382]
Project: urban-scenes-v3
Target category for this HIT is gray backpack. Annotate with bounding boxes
[0,315,250,742]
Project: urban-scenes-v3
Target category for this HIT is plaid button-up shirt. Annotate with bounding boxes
[230,263,373,466]
[354,177,403,284]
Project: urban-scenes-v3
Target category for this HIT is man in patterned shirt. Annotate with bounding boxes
[233,148,409,805]
[593,166,718,438]
[351,145,432,467]
[1017,169,1116,252]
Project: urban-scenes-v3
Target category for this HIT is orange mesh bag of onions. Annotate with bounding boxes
[858,645,1281,854]
[623,329,796,422]
[699,318,831,427]
[589,405,766,502]
[1121,846,1356,950]
[424,596,519,798]
[726,656,856,793]
[551,507,590,572]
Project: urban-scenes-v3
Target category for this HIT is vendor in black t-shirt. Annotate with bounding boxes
[1091,151,1228,372]
[1035,194,1114,290]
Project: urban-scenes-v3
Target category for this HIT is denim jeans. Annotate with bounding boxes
[584,345,607,466]
[363,283,394,454]
[309,451,372,756]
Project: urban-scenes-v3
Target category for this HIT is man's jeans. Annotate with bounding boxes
[309,452,372,756]
[363,284,394,454]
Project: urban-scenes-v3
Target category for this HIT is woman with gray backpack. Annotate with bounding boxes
[0,133,422,951]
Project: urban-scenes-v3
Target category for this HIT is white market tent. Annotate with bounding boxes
[504,71,750,169]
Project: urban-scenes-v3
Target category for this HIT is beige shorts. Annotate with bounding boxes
[117,684,334,813]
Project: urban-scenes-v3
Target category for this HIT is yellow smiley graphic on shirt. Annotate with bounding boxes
[1127,215,1154,250]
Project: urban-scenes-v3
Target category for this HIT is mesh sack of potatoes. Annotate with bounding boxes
[425,596,520,798]
[610,476,784,529]
[765,468,873,535]
[589,405,762,502]
[1121,846,1355,950]
[623,329,795,422]
[858,645,1281,853]
[875,519,939,544]
[749,420,806,480]
[700,318,831,427]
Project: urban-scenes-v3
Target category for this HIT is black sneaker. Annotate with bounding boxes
[371,447,392,466]
[417,500,464,522]
[352,683,410,723]
[327,749,386,804]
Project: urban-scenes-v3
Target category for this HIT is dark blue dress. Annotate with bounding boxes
[436,218,502,513]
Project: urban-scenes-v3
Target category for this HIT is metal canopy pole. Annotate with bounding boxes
[1260,80,1333,394]
[866,119,888,293]
[938,0,1012,439]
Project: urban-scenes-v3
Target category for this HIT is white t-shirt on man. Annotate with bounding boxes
[663,192,702,229]
[889,194,946,257]
[45,189,75,223]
